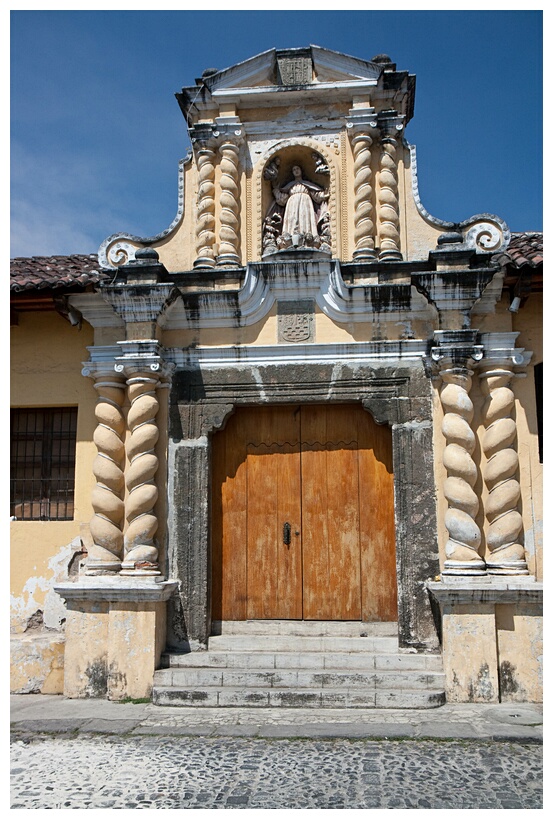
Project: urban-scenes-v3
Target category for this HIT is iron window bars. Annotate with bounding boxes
[10,407,77,520]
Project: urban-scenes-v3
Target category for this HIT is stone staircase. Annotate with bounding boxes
[153,621,446,708]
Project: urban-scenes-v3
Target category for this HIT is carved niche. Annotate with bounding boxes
[261,151,331,256]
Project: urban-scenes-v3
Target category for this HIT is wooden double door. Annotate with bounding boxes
[211,404,397,622]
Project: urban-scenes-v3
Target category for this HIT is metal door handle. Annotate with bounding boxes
[283,522,291,546]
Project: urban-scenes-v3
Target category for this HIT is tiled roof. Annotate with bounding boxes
[10,254,109,293]
[502,232,543,269]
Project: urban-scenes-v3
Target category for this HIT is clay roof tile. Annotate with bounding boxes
[10,254,109,292]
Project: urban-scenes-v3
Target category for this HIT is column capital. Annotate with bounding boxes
[346,107,378,137]
[377,110,405,139]
[113,340,176,383]
[213,117,244,145]
[478,331,532,371]
[190,122,218,150]
[430,330,483,374]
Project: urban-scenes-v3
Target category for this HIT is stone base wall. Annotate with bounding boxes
[55,579,177,700]
[10,633,65,694]
[428,581,543,703]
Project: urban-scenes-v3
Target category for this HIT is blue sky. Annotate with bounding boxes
[10,9,542,258]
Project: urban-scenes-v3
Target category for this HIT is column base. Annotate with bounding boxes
[487,563,530,576]
[84,561,121,576]
[193,257,216,269]
[216,253,241,268]
[120,567,162,577]
[442,559,487,576]
[352,247,377,261]
[378,248,403,261]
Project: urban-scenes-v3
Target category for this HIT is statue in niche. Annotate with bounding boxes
[262,162,331,255]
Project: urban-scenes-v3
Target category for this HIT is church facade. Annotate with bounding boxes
[11,47,542,705]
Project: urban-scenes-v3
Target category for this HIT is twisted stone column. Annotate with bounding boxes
[121,370,161,575]
[194,145,216,268]
[480,364,528,575]
[351,132,376,260]
[377,136,402,261]
[439,367,486,575]
[86,373,126,574]
[217,140,241,267]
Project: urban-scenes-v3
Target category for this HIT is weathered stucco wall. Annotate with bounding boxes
[10,312,96,692]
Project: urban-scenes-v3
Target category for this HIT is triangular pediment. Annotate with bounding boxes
[198,45,382,93]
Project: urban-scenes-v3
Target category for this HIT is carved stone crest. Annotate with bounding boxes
[277,300,315,343]
[277,56,312,86]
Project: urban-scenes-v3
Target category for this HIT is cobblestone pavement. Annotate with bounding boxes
[11,734,542,809]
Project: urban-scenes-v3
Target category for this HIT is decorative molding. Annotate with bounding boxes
[340,129,348,259]
[160,260,435,331]
[169,339,428,370]
[408,142,511,254]
[98,152,191,269]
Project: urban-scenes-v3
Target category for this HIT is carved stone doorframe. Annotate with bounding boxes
[167,358,440,653]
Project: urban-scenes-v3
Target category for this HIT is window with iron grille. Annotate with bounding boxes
[10,408,77,521]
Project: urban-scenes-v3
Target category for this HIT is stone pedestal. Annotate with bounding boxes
[428,579,542,703]
[55,578,177,700]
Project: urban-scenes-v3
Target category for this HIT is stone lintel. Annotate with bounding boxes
[55,579,178,604]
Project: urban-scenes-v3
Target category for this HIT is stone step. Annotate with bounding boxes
[162,651,443,672]
[210,620,398,637]
[207,635,400,653]
[152,685,446,709]
[154,667,445,691]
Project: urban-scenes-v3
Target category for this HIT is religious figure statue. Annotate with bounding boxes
[262,163,331,254]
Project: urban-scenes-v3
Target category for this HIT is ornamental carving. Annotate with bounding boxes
[277,300,315,343]
[262,158,331,255]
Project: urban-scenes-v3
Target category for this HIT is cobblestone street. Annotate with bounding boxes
[11,734,542,809]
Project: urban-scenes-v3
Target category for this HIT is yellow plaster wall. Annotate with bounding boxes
[10,312,97,630]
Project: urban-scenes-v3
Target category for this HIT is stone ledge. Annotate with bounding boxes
[54,578,178,603]
[426,580,543,606]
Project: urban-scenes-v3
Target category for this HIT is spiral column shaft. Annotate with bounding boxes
[194,146,216,268]
[86,376,126,574]
[121,373,161,575]
[439,368,486,575]
[480,366,528,574]
[377,136,402,261]
[217,140,241,267]
[351,132,376,260]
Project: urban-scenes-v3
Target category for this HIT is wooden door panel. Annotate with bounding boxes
[246,406,302,619]
[358,411,397,621]
[301,405,362,620]
[212,403,396,622]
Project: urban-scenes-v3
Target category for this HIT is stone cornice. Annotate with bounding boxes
[427,579,542,606]
[55,578,178,603]
[168,339,428,370]
[161,260,436,330]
